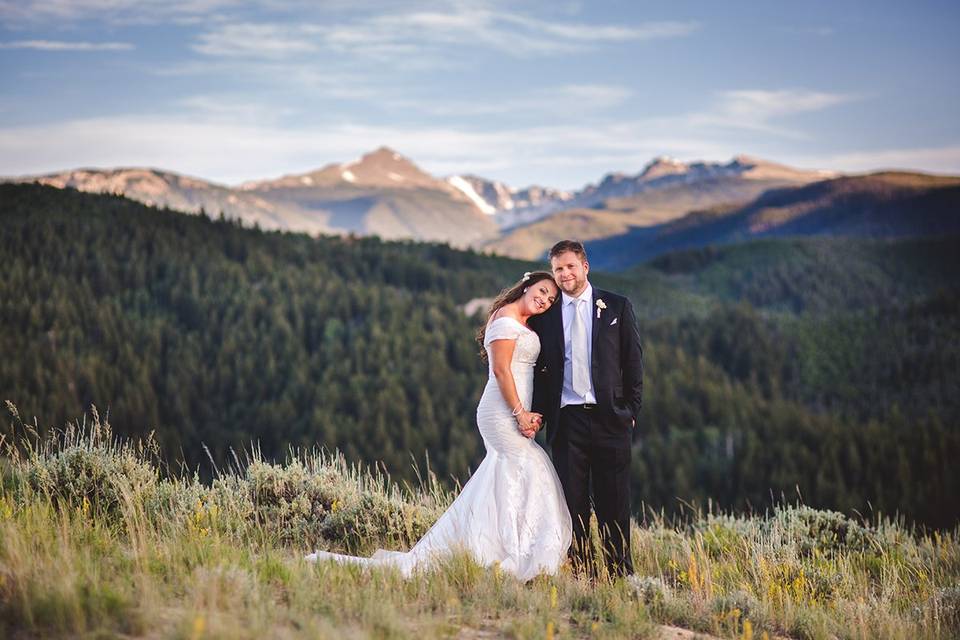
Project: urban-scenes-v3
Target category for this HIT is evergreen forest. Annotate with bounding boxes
[2,183,958,527]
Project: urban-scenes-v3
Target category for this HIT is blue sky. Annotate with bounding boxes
[1,0,958,190]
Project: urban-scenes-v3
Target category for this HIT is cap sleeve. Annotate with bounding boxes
[484,317,525,346]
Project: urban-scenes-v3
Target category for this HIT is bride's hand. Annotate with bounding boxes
[517,410,542,438]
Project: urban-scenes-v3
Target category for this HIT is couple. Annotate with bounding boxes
[306,240,643,581]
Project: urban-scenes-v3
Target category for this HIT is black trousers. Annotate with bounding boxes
[552,404,633,578]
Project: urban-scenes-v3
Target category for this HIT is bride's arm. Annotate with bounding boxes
[489,338,542,437]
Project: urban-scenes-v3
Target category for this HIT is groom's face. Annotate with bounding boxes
[550,251,589,297]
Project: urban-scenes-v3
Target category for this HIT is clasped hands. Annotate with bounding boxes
[515,409,543,439]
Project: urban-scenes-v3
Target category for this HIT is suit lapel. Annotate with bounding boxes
[550,300,564,358]
[591,287,602,355]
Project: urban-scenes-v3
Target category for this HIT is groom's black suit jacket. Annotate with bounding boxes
[530,287,643,446]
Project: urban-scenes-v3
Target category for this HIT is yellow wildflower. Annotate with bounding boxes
[1,496,14,519]
[191,615,206,640]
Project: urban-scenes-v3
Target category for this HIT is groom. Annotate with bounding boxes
[528,239,643,579]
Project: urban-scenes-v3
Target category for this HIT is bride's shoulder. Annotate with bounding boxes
[488,314,530,330]
[485,315,531,343]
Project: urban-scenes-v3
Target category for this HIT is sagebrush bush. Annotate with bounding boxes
[3,405,959,640]
[626,575,671,606]
[770,505,873,554]
[18,414,160,523]
[937,585,960,629]
[710,589,761,620]
[5,406,446,554]
[245,459,330,545]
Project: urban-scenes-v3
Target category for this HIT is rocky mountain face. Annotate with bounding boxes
[24,151,947,266]
[231,147,498,246]
[446,175,574,227]
[461,156,831,240]
[15,148,498,248]
[483,156,831,260]
[572,155,830,209]
[22,167,319,233]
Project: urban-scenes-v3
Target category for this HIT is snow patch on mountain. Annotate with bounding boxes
[447,175,497,215]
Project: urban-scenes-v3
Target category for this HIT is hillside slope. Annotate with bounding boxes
[486,156,826,259]
[2,183,957,527]
[586,172,960,270]
[5,419,955,639]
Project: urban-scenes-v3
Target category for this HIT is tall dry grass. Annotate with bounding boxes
[0,404,957,639]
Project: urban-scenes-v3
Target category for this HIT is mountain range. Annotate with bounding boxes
[483,155,831,260]
[9,148,958,267]
[15,148,497,247]
[585,171,960,270]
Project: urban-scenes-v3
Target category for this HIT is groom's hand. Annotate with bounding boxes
[518,411,542,438]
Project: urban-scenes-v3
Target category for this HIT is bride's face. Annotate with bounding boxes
[522,279,558,315]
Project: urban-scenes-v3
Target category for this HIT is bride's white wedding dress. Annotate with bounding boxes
[306,316,572,581]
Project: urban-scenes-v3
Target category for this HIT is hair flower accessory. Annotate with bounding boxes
[595,298,606,318]
[522,272,532,282]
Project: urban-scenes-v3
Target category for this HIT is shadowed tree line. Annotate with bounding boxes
[1,183,958,527]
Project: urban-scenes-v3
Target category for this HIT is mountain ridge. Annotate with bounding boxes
[10,147,499,247]
[584,171,960,270]
[13,150,956,261]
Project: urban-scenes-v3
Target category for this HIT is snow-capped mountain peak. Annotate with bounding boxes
[446,174,574,227]
[447,175,497,215]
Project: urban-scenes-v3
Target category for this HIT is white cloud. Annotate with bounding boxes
[386,83,632,116]
[190,9,699,62]
[718,89,852,118]
[154,59,390,100]
[0,39,134,51]
[499,13,698,42]
[11,114,956,190]
[174,95,300,123]
[0,0,242,23]
[683,89,856,137]
[794,145,960,175]
[191,23,319,58]
[0,82,873,189]
[0,114,733,189]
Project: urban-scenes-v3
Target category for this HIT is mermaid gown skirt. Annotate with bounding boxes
[306,317,572,581]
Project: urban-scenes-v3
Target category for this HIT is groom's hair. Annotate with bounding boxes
[548,239,587,262]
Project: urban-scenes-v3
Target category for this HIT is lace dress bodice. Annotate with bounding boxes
[478,317,541,455]
[484,316,540,375]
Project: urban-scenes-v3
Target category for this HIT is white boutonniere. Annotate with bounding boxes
[595,298,606,319]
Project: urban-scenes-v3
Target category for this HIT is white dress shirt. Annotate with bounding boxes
[560,282,596,407]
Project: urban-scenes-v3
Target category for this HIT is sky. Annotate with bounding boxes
[1,0,958,190]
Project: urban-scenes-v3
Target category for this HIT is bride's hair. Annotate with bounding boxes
[475,270,555,361]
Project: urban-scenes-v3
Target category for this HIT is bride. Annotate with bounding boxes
[306,271,572,581]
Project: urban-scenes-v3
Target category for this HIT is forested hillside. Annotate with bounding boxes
[2,183,958,527]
